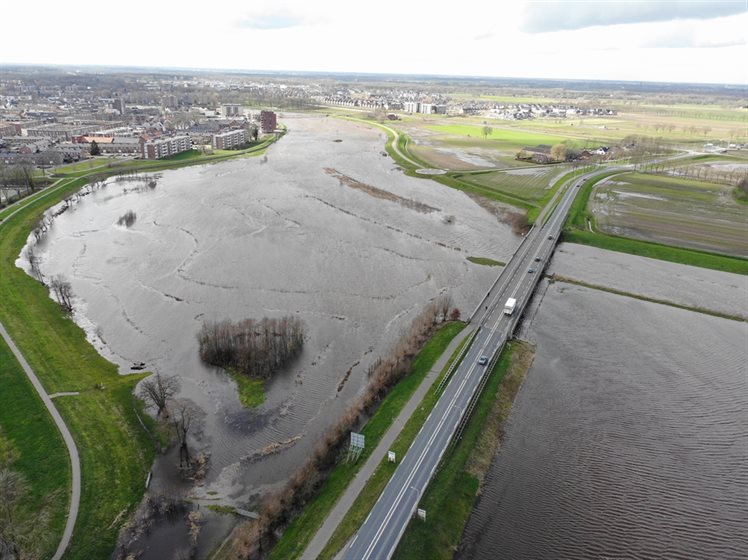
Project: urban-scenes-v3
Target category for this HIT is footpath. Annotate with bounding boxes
[0,320,80,560]
[300,325,475,560]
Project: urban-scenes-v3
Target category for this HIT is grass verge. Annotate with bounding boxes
[466,256,505,267]
[393,341,535,560]
[267,321,468,560]
[316,328,476,559]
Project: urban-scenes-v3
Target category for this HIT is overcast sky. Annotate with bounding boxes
[4,0,747,84]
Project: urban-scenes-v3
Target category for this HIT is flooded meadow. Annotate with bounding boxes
[25,115,516,556]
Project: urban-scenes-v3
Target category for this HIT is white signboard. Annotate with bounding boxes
[388,451,396,463]
[350,432,365,449]
[417,508,426,521]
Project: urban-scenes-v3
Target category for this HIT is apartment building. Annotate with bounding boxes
[140,135,192,159]
[212,129,246,149]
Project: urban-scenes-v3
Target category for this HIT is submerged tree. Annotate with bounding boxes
[49,275,74,313]
[139,373,180,418]
[172,403,192,469]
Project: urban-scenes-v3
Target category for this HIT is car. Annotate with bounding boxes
[478,356,488,366]
[534,256,542,262]
[527,268,536,273]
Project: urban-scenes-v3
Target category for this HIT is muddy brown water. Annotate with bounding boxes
[459,282,748,560]
[25,115,516,557]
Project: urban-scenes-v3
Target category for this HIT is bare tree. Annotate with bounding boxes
[550,143,568,162]
[139,373,180,418]
[49,275,74,313]
[172,403,192,468]
[26,247,43,282]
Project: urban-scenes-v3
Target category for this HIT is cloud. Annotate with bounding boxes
[522,1,747,33]
[643,34,746,49]
[236,12,304,30]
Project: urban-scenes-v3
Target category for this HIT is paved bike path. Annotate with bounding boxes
[0,321,80,560]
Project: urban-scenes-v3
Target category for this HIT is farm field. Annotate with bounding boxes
[464,166,568,202]
[590,172,748,257]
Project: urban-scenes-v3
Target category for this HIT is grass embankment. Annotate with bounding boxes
[393,341,535,560]
[0,132,285,557]
[315,329,476,559]
[0,338,69,559]
[267,322,468,560]
[466,256,505,267]
[564,171,748,275]
[0,187,155,558]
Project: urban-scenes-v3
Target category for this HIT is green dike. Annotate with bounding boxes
[0,132,284,558]
[393,341,534,560]
[268,321,467,560]
[562,230,748,275]
[0,186,154,558]
[0,337,68,559]
[316,328,475,560]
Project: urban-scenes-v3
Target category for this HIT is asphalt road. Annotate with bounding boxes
[345,174,588,560]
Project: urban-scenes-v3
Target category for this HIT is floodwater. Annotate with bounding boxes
[549,243,748,320]
[26,115,515,556]
[459,281,748,560]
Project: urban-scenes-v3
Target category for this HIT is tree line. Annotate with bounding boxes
[197,316,305,379]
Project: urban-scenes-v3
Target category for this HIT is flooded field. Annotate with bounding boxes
[591,172,748,257]
[26,115,515,556]
[549,243,748,319]
[459,281,748,559]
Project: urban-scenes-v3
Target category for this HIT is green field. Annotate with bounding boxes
[0,338,69,559]
[590,172,747,257]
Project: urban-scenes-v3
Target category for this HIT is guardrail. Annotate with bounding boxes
[466,226,534,324]
[435,328,479,394]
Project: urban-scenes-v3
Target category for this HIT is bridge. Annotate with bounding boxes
[345,172,591,560]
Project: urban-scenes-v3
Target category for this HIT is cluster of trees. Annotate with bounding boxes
[117,210,137,227]
[229,294,459,558]
[641,160,748,188]
[197,316,305,379]
[49,275,74,313]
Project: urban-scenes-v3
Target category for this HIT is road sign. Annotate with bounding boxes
[417,508,426,521]
[351,432,365,449]
[388,451,396,463]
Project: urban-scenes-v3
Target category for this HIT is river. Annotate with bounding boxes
[26,114,516,556]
